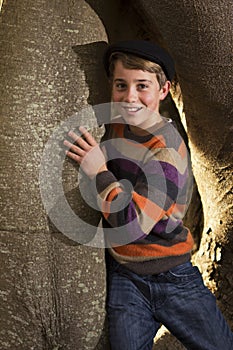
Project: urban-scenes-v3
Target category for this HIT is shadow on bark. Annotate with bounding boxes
[72,41,110,108]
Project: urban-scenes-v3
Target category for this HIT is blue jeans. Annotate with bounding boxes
[107,257,233,350]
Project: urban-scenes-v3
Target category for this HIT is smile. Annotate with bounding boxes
[123,106,143,113]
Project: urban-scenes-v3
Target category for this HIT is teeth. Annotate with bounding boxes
[124,107,142,112]
[127,108,138,111]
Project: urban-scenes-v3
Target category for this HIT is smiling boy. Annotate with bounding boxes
[111,59,169,133]
[64,40,233,349]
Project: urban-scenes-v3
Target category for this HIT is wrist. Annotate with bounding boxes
[97,164,108,174]
[88,165,108,180]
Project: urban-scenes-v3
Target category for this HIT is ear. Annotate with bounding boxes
[159,81,171,101]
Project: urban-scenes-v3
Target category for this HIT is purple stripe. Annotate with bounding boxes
[144,161,188,188]
[107,143,188,187]
[107,144,142,170]
[152,219,182,235]
[125,201,147,240]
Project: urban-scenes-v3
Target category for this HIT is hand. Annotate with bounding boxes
[64,126,107,178]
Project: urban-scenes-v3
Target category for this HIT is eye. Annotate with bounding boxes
[137,83,148,90]
[115,83,127,91]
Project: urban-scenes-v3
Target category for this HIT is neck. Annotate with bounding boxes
[128,114,163,136]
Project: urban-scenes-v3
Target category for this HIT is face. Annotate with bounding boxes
[111,60,170,134]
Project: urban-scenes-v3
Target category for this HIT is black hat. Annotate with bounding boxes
[103,39,175,81]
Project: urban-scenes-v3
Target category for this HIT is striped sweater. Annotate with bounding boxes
[94,116,194,274]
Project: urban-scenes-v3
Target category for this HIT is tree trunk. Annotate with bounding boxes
[0,1,110,349]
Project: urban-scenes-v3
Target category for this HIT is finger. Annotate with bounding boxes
[79,126,97,147]
[65,150,82,164]
[67,130,90,151]
[63,140,85,157]
[67,130,80,141]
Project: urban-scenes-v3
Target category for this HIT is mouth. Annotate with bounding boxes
[122,105,143,114]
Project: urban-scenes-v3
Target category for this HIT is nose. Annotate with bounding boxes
[124,86,138,103]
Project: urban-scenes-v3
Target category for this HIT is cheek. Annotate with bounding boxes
[143,94,160,112]
[143,95,156,106]
[111,90,121,102]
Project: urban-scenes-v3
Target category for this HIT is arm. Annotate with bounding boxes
[64,127,189,242]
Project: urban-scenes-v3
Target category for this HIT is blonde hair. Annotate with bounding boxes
[108,52,167,89]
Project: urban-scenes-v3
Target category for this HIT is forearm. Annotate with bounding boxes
[93,170,171,239]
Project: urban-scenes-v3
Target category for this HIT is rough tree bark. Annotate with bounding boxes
[0,1,110,349]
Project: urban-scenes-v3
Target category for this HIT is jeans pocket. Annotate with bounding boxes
[169,262,196,276]
[166,262,202,285]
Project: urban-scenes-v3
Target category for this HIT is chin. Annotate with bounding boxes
[122,115,141,125]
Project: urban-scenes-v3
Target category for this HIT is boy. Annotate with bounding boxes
[64,40,233,349]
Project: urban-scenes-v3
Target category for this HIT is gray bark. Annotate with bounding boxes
[0,1,109,349]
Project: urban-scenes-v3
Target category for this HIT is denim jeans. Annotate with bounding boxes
[106,257,233,350]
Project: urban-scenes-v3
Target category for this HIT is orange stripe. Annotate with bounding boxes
[113,231,194,257]
[123,135,165,150]
[178,141,187,158]
[132,192,166,221]
[102,187,123,219]
[113,124,166,150]
[144,134,166,149]
[170,203,186,215]
[106,187,123,202]
[112,124,124,138]
[103,204,111,220]
[166,203,176,216]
